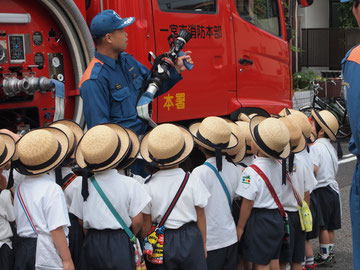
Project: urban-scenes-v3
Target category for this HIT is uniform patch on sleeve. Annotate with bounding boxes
[242,175,251,188]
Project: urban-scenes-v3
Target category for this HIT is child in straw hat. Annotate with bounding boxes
[236,116,290,269]
[277,116,317,270]
[190,116,241,270]
[0,133,16,270]
[70,123,150,270]
[309,109,341,267]
[235,121,256,167]
[140,123,209,269]
[48,120,84,269]
[11,127,74,270]
[279,108,319,269]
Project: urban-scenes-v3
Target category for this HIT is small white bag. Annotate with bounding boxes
[35,232,64,270]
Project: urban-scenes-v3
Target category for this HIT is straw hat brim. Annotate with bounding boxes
[50,120,83,158]
[15,127,69,175]
[0,133,16,167]
[116,128,140,170]
[311,109,337,141]
[189,122,238,152]
[140,126,194,168]
[250,116,290,159]
[292,135,306,154]
[75,124,130,172]
[229,138,246,163]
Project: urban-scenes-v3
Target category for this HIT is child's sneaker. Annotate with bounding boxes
[330,253,336,264]
[315,254,334,267]
[304,263,317,269]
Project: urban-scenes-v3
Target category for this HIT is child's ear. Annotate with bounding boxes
[318,129,325,137]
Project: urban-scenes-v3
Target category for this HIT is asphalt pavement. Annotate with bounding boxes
[310,138,356,270]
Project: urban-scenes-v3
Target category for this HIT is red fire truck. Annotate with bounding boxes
[0,0,312,131]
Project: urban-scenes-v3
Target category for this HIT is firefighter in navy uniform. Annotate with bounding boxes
[341,1,360,269]
[79,9,192,133]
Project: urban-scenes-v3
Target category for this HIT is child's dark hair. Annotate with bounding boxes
[356,0,360,8]
[314,120,329,139]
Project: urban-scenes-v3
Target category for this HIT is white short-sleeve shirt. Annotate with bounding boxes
[280,155,318,212]
[310,138,339,190]
[236,157,283,209]
[142,168,210,229]
[241,155,255,167]
[296,149,314,172]
[69,169,150,230]
[0,189,15,248]
[14,174,70,238]
[192,156,241,251]
[48,167,81,211]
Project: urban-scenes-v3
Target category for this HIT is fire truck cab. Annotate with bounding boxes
[0,0,311,131]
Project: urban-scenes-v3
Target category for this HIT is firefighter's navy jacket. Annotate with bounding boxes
[342,44,360,270]
[79,50,182,134]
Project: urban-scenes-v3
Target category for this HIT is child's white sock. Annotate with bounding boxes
[320,244,330,259]
[306,255,314,265]
[329,243,334,255]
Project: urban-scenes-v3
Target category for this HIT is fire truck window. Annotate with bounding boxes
[158,0,216,13]
[236,0,280,36]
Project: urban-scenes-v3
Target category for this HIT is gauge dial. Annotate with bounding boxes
[0,45,4,61]
[52,56,60,68]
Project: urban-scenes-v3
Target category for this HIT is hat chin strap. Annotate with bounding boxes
[196,130,230,172]
[148,142,185,165]
[0,146,8,165]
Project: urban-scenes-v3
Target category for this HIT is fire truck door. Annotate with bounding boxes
[231,0,291,113]
[151,0,237,123]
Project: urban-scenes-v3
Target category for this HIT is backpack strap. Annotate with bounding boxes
[204,162,232,210]
[250,164,286,218]
[90,176,136,243]
[276,160,303,207]
[16,184,38,235]
[61,173,77,191]
[158,172,190,228]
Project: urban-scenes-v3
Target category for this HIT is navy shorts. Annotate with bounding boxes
[241,208,284,265]
[207,242,237,270]
[280,211,306,264]
[151,222,207,270]
[314,185,341,231]
[306,192,320,240]
[68,213,84,268]
[0,244,14,270]
[13,237,36,270]
[79,229,135,270]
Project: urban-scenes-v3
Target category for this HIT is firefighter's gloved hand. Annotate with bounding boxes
[50,79,65,98]
[137,91,154,107]
[137,91,157,128]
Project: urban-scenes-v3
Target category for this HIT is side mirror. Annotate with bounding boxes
[297,0,313,7]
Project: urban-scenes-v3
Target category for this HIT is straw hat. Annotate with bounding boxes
[238,113,257,122]
[49,123,75,158]
[311,109,339,141]
[14,127,69,175]
[75,124,130,172]
[279,116,306,153]
[0,133,16,167]
[140,123,194,168]
[235,121,253,154]
[189,116,238,152]
[225,122,246,163]
[116,128,140,170]
[250,116,290,159]
[50,120,83,159]
[279,108,312,140]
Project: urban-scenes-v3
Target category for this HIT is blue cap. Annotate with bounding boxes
[90,10,135,38]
